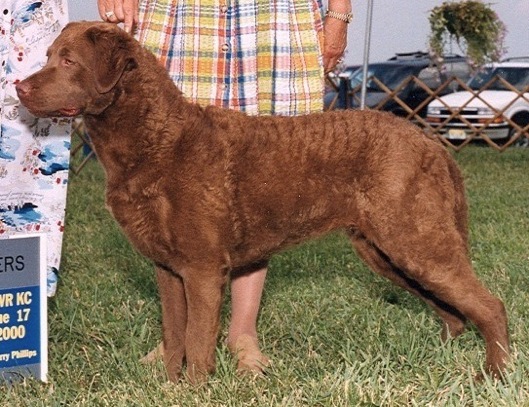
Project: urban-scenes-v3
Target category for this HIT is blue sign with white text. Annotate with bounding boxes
[0,235,47,382]
[0,286,41,368]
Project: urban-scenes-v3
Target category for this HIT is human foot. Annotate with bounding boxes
[227,334,270,373]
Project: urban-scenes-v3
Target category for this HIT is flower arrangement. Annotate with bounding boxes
[429,1,507,67]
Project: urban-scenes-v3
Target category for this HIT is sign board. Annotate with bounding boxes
[0,234,47,383]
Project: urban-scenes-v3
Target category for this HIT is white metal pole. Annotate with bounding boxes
[360,0,374,110]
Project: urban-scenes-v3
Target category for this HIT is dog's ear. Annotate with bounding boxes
[85,25,138,94]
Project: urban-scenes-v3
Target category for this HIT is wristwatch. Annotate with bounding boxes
[326,10,354,23]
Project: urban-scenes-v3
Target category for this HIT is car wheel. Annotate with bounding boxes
[513,134,529,148]
[509,112,529,147]
[507,127,529,148]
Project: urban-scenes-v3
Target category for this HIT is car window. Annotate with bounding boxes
[515,69,529,89]
[414,61,472,90]
[417,67,442,89]
[468,67,493,90]
[349,65,420,91]
[444,61,472,82]
[468,67,529,91]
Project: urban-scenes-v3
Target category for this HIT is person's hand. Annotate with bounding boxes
[97,0,139,33]
[322,17,348,74]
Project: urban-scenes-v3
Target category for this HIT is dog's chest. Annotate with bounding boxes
[106,180,175,262]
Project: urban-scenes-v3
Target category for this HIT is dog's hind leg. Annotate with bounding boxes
[182,265,228,384]
[358,227,509,378]
[156,265,187,382]
[346,149,509,377]
[348,231,466,340]
[408,253,508,378]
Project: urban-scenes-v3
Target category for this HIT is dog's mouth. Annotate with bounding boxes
[58,107,82,117]
[24,107,82,118]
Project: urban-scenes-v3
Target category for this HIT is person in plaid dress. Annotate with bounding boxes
[0,0,71,297]
[97,0,352,373]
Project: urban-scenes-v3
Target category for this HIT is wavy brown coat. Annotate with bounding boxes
[16,22,509,384]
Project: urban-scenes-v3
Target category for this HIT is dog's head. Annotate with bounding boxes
[16,21,137,117]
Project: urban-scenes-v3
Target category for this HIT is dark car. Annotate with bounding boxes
[324,65,360,108]
[325,52,472,118]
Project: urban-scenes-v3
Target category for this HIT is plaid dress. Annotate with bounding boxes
[136,0,325,116]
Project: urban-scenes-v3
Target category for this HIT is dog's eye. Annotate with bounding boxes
[62,58,75,67]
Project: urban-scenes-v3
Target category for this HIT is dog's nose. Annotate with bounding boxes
[15,81,32,97]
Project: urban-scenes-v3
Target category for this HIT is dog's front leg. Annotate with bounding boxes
[156,266,187,382]
[183,266,228,384]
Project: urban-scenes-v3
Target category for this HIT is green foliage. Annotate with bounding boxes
[429,1,507,67]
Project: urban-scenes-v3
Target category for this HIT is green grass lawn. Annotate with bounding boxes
[3,146,529,406]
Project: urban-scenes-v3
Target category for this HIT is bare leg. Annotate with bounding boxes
[227,265,270,372]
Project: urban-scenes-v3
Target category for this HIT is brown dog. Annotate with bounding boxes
[16,22,509,383]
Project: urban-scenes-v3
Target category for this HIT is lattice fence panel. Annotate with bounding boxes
[338,74,529,152]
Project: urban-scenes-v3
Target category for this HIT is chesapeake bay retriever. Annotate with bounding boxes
[16,22,509,383]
